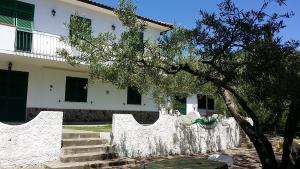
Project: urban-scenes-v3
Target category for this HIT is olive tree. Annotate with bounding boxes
[59,0,300,168]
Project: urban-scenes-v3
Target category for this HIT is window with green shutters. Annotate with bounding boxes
[0,0,34,52]
[197,94,215,110]
[15,1,34,32]
[127,86,142,105]
[0,0,34,31]
[69,15,92,40]
[15,1,34,52]
[65,77,88,102]
[16,31,32,52]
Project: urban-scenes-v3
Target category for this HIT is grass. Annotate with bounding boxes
[63,124,112,132]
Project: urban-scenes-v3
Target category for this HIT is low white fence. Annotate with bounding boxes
[112,114,240,158]
[0,111,63,169]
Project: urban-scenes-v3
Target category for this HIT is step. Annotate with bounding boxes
[62,133,100,139]
[45,158,135,169]
[60,152,118,163]
[62,145,113,155]
[62,138,108,147]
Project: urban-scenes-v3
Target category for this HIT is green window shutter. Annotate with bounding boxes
[16,1,34,32]
[0,0,16,25]
[70,15,92,39]
[65,77,88,102]
[207,97,215,110]
[127,86,142,105]
[197,94,207,109]
[16,30,32,52]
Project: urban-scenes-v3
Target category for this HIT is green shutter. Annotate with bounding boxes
[65,77,88,102]
[0,0,16,25]
[16,1,34,32]
[127,86,142,105]
[16,30,32,52]
[70,15,92,39]
[0,8,15,25]
[16,11,33,31]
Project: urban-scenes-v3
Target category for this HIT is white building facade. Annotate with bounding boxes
[0,0,214,123]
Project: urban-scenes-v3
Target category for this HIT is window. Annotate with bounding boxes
[16,30,32,52]
[0,0,34,31]
[65,77,88,102]
[197,94,207,109]
[197,94,215,110]
[207,97,215,110]
[127,86,141,105]
[0,1,35,52]
[69,15,92,39]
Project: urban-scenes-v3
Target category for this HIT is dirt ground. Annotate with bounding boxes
[223,136,283,169]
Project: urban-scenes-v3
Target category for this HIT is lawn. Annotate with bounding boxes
[63,124,112,132]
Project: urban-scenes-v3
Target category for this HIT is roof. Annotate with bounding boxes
[77,0,173,29]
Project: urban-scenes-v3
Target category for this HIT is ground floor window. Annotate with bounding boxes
[127,86,142,105]
[197,94,215,110]
[65,76,88,102]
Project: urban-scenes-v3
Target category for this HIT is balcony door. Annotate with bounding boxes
[0,69,28,122]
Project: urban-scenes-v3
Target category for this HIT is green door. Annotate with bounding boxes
[0,69,28,122]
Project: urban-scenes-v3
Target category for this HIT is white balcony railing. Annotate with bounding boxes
[0,24,73,61]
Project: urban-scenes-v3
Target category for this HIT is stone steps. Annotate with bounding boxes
[62,145,113,155]
[63,132,100,139]
[44,158,135,169]
[44,131,135,169]
[60,152,118,163]
[62,138,108,147]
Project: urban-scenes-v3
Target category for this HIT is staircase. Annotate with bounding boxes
[44,131,135,169]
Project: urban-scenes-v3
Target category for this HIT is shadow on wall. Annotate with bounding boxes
[112,114,241,158]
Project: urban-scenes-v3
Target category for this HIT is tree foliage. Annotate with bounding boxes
[59,0,300,168]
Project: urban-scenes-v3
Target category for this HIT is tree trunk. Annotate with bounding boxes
[221,88,277,169]
[280,98,300,169]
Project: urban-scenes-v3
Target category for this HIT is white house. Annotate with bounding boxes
[0,0,214,123]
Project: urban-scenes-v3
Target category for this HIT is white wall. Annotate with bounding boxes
[0,111,63,168]
[0,61,158,111]
[19,0,163,40]
[0,25,16,52]
[113,114,240,158]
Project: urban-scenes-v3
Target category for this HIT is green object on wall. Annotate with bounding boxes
[193,117,218,129]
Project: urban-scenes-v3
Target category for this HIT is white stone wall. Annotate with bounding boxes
[0,111,63,169]
[112,114,240,158]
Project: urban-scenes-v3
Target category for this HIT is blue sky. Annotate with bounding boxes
[96,0,300,42]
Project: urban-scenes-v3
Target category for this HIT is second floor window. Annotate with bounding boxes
[0,0,34,32]
[127,86,142,105]
[65,76,88,102]
[69,15,92,40]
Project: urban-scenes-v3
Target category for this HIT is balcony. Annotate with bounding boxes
[0,24,72,62]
